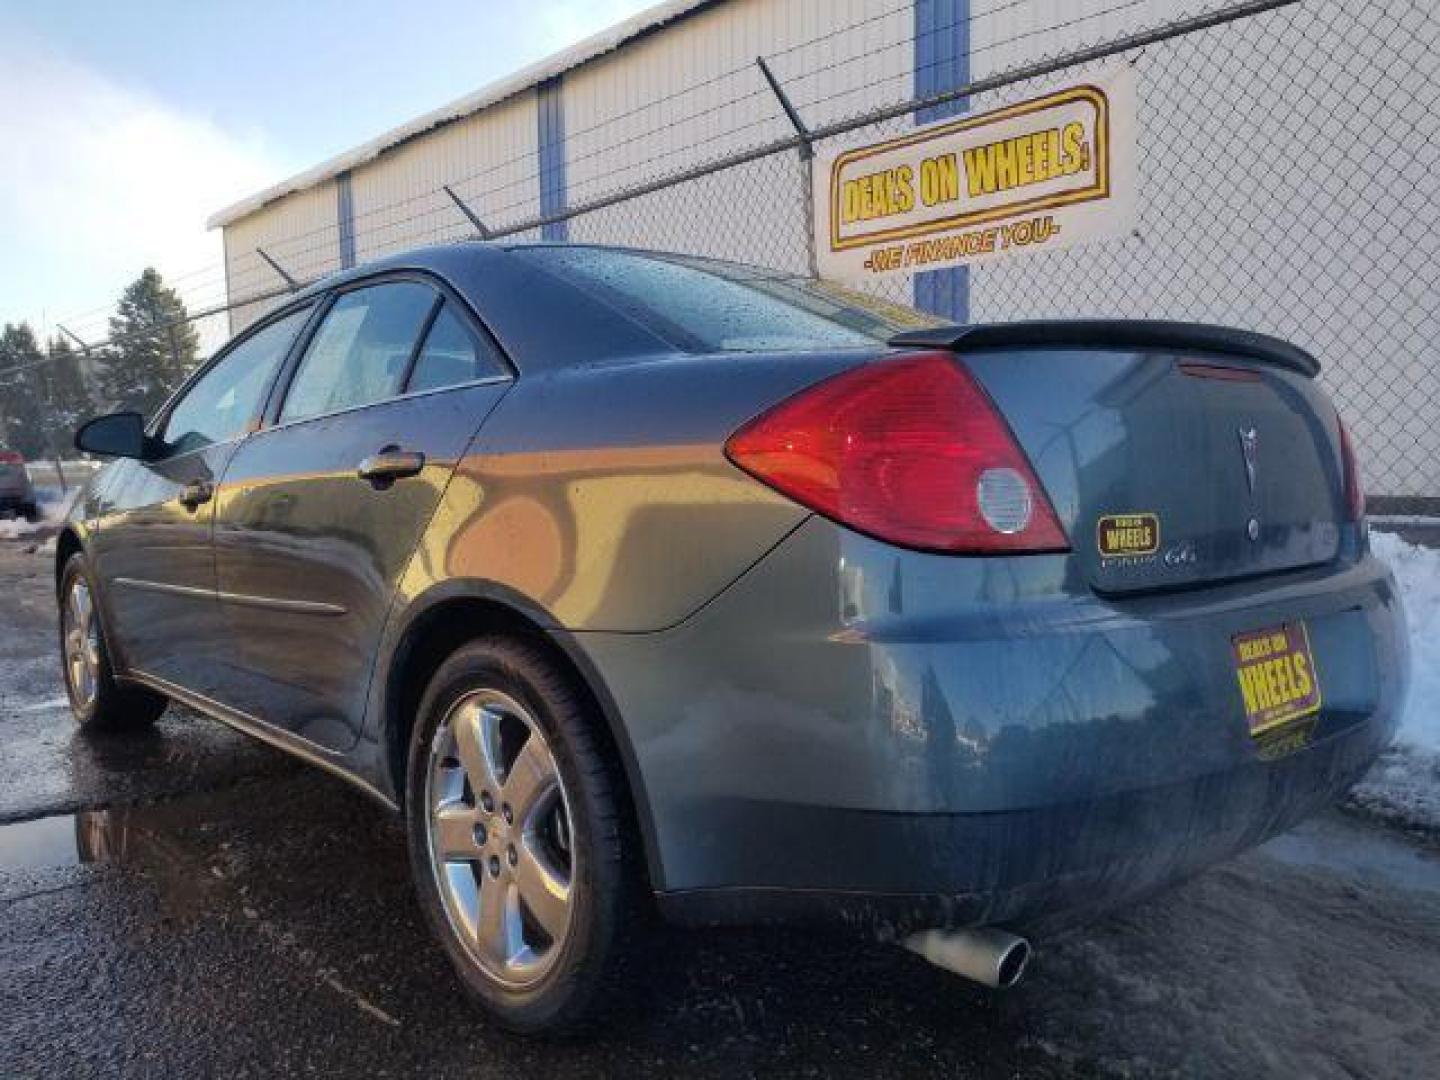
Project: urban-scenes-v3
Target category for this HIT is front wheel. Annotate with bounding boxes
[405,638,639,1034]
[59,555,167,730]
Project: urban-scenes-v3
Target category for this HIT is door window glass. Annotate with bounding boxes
[405,302,506,393]
[161,306,311,456]
[279,283,436,423]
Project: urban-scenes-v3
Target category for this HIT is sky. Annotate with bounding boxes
[0,0,656,340]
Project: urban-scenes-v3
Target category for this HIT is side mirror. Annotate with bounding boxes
[75,412,149,459]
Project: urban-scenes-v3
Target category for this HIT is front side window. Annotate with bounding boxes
[405,302,506,394]
[161,306,311,456]
[280,282,437,423]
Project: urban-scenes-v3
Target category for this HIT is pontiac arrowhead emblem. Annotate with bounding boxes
[1238,426,1258,496]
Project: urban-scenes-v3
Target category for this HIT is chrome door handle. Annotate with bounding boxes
[179,480,213,510]
[357,447,426,486]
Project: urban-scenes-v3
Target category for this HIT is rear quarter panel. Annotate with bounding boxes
[394,349,884,631]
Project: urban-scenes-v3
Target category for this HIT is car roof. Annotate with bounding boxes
[281,241,681,375]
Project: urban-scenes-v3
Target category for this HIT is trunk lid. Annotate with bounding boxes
[900,323,1347,594]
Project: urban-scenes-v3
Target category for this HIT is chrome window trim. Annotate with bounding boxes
[257,373,512,435]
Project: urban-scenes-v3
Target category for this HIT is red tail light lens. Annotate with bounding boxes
[1339,417,1365,521]
[0,451,23,465]
[725,353,1069,554]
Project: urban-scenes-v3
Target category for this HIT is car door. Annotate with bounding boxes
[87,305,314,690]
[210,275,513,752]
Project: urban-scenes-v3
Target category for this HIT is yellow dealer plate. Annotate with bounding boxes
[1231,621,1323,736]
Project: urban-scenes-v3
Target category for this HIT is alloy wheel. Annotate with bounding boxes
[424,688,575,988]
[63,577,101,711]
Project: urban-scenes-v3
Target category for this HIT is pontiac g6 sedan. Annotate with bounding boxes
[59,243,1407,1031]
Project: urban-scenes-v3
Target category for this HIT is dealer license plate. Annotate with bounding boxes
[1231,621,1323,736]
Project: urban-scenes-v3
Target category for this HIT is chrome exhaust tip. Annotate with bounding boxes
[902,927,1032,989]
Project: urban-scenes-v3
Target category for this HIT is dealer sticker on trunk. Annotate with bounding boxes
[1096,512,1160,558]
[1231,622,1323,736]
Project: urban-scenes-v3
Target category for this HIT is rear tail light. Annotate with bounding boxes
[1338,416,1365,522]
[0,451,23,465]
[724,352,1069,554]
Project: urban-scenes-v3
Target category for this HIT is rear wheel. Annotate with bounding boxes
[59,555,167,731]
[22,502,39,523]
[405,638,637,1033]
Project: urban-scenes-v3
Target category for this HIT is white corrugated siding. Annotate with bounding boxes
[562,0,911,269]
[222,182,339,331]
[349,93,539,262]
[969,0,1193,79]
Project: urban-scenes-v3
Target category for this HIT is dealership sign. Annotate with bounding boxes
[813,65,1137,280]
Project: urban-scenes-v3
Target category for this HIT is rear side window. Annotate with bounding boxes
[280,282,436,423]
[161,305,311,455]
[405,303,506,394]
[516,246,944,353]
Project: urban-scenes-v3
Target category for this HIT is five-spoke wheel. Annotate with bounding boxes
[425,689,575,987]
[57,554,167,730]
[406,638,637,1032]
[62,576,101,712]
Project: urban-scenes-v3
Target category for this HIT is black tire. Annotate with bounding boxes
[22,502,39,523]
[405,637,638,1034]
[58,554,167,731]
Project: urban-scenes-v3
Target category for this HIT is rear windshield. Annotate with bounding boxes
[515,246,945,354]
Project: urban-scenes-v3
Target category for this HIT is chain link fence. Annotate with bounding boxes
[5,0,1436,510]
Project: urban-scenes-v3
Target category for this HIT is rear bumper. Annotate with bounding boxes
[578,517,1407,926]
[654,712,1388,932]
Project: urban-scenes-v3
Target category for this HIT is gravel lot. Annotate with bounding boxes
[2,539,1437,1079]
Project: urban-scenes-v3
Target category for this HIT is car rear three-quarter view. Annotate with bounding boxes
[56,243,1409,1033]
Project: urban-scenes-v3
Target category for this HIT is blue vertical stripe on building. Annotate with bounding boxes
[336,171,356,269]
[537,77,568,242]
[913,0,970,323]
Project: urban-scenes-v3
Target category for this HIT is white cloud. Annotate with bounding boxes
[0,35,289,341]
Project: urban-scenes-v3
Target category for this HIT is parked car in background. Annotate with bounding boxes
[55,243,1408,1033]
[0,450,38,520]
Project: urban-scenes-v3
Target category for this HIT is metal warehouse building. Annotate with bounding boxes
[209,0,1439,507]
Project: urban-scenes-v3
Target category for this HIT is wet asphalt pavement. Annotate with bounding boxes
[2,540,1439,1078]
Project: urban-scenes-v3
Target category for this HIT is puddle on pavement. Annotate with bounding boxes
[1,806,183,871]
[1258,813,1440,893]
[0,813,83,870]
[0,806,223,915]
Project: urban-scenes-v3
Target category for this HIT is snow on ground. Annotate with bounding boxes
[1347,528,1440,833]
[0,486,77,541]
[0,518,48,541]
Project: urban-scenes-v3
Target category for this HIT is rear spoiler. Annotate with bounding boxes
[887,320,1320,378]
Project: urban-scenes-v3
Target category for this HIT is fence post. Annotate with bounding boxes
[255,247,300,291]
[756,55,818,277]
[443,185,493,240]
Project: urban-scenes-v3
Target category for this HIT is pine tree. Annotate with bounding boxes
[42,336,95,436]
[97,267,200,414]
[0,324,49,458]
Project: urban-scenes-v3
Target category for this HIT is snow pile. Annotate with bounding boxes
[1347,528,1440,832]
[0,487,78,541]
[0,517,48,540]
[1374,529,1440,751]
